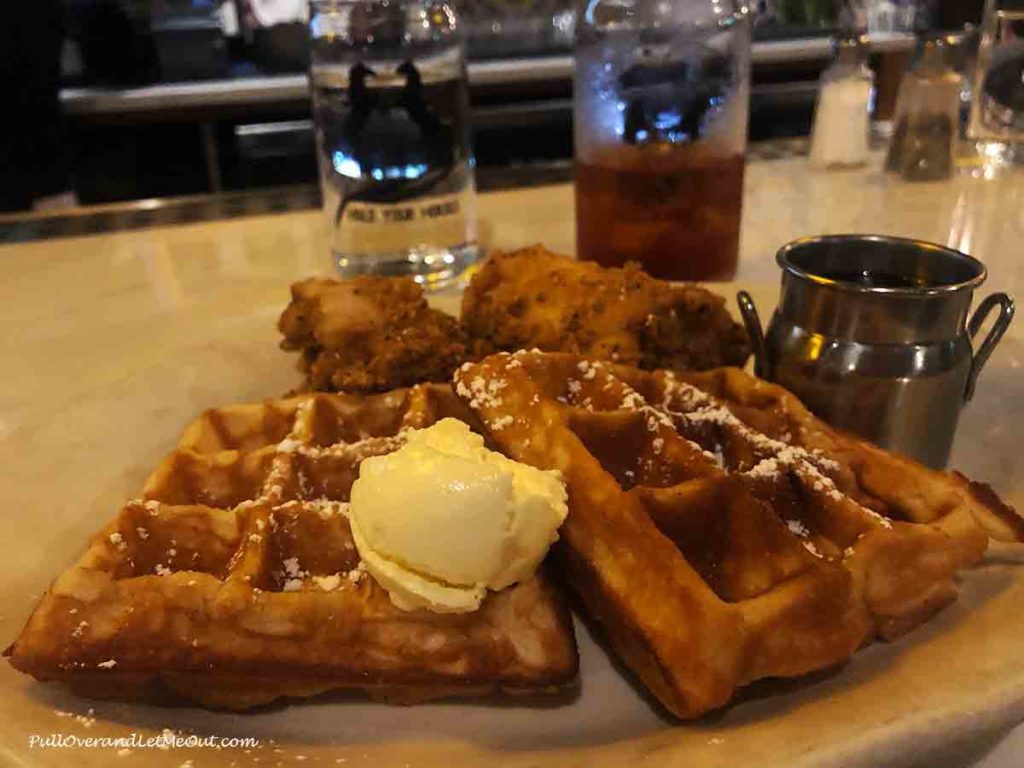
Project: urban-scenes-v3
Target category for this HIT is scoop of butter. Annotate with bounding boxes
[347,418,568,613]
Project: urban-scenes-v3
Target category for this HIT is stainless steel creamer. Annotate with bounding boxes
[738,235,1015,468]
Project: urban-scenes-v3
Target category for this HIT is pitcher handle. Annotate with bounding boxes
[737,291,771,379]
[965,293,1015,401]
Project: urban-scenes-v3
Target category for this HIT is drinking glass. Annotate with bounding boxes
[968,0,1024,171]
[309,0,479,285]
[574,0,751,281]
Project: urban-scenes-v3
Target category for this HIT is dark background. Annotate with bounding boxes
[0,0,987,210]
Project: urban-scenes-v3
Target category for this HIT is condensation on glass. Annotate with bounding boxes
[573,0,751,281]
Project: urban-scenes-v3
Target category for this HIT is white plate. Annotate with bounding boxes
[2,282,1023,768]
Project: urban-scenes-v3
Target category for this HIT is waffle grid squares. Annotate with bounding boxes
[453,350,1009,718]
[9,350,1016,717]
[7,383,578,708]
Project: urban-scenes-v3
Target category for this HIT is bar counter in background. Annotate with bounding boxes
[55,33,922,203]
[2,142,1019,301]
[0,138,813,244]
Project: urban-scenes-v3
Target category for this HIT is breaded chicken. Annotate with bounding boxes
[461,246,750,371]
[278,276,468,393]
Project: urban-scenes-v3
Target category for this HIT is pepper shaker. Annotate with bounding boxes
[886,35,964,181]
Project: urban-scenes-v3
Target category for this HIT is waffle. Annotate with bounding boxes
[6,384,578,709]
[454,350,1022,719]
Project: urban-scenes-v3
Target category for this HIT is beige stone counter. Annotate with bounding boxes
[1,154,1022,768]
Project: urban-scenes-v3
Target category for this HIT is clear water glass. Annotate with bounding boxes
[309,0,479,285]
[968,0,1024,172]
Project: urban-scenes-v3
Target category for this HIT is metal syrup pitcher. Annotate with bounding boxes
[738,234,1015,468]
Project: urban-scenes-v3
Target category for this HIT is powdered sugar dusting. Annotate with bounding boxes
[313,499,349,520]
[657,373,891,529]
[786,518,810,538]
[785,519,825,557]
[802,540,824,558]
[280,556,308,591]
[577,360,600,380]
[456,375,507,411]
[491,415,514,431]
[614,380,718,467]
[347,561,367,584]
[277,437,304,453]
[312,573,341,591]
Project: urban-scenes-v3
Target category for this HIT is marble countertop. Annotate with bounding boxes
[1,153,1022,768]
[4,151,1018,496]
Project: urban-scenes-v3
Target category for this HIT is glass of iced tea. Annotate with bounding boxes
[574,0,751,281]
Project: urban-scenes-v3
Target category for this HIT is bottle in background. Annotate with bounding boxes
[809,34,875,170]
[573,0,751,282]
[886,35,963,181]
[309,0,479,285]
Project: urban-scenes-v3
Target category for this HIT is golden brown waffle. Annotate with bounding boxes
[6,385,578,709]
[454,351,1022,719]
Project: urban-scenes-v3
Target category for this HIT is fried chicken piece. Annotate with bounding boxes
[461,246,750,371]
[278,276,468,393]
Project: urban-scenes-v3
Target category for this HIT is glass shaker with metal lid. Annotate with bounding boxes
[809,33,875,170]
[886,35,964,181]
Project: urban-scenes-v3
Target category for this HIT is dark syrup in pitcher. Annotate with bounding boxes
[821,269,931,289]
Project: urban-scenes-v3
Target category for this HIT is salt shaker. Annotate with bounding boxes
[885,36,963,181]
[809,34,875,170]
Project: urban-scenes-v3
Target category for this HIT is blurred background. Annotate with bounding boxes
[0,0,984,211]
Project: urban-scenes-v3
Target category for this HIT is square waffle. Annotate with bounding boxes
[453,351,1022,719]
[6,384,578,709]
